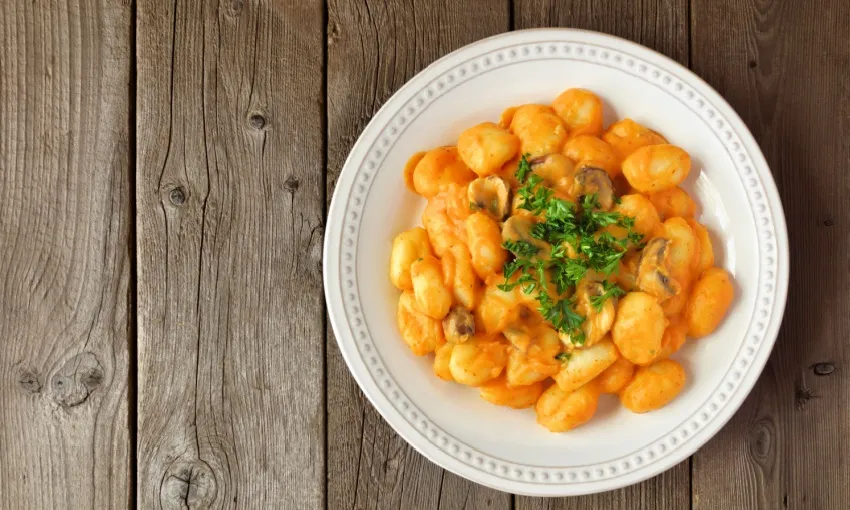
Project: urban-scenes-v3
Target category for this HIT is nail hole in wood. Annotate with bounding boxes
[169,187,186,206]
[748,60,757,69]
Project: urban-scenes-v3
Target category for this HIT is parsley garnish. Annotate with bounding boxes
[555,352,572,362]
[496,178,644,339]
[503,239,539,258]
[516,174,553,215]
[515,153,532,183]
[590,280,627,312]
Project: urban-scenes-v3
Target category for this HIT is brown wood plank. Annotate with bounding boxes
[513,1,691,508]
[325,1,512,508]
[690,1,850,508]
[135,0,325,507]
[514,0,690,64]
[0,0,132,508]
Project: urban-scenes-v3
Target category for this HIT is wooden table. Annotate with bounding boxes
[1,0,847,508]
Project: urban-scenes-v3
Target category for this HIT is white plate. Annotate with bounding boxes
[324,29,788,496]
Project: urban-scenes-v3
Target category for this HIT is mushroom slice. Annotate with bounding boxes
[558,280,616,348]
[467,175,511,221]
[573,165,615,210]
[442,306,475,343]
[501,216,550,257]
[530,153,577,194]
[636,237,681,301]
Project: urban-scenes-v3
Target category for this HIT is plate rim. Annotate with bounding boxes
[324,28,789,496]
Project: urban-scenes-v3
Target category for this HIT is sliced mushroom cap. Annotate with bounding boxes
[442,306,475,343]
[530,153,576,194]
[501,216,551,257]
[636,237,681,301]
[573,165,615,210]
[467,175,511,220]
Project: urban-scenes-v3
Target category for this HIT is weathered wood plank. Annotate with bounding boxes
[513,1,691,508]
[514,0,689,64]
[690,1,850,508]
[514,463,690,510]
[136,0,325,507]
[325,0,511,508]
[0,0,132,508]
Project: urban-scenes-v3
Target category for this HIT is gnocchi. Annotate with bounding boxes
[551,88,604,138]
[622,144,691,193]
[620,359,686,413]
[595,357,636,394]
[553,337,619,392]
[458,122,521,176]
[389,227,432,290]
[510,104,569,158]
[480,377,544,408]
[684,267,734,338]
[563,135,620,178]
[536,383,600,432]
[397,291,444,356]
[612,292,667,365]
[449,335,509,386]
[389,88,736,432]
[411,255,452,319]
[602,118,667,161]
[412,146,476,198]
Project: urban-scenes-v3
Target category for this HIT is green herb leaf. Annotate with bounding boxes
[515,153,533,183]
[503,239,539,258]
[590,280,626,312]
[555,352,572,362]
[496,173,644,336]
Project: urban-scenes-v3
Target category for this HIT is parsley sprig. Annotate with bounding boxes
[590,280,627,312]
[497,159,643,343]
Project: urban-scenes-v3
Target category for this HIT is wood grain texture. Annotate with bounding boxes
[690,1,850,509]
[136,0,325,508]
[513,1,691,508]
[514,0,690,65]
[325,0,511,508]
[0,0,132,508]
[515,461,690,510]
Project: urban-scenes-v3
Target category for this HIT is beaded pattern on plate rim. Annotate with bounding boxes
[335,41,778,484]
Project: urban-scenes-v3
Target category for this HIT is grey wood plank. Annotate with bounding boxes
[325,0,512,508]
[513,1,691,508]
[136,0,325,507]
[690,1,850,508]
[0,0,132,508]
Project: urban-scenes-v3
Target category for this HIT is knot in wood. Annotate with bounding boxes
[747,419,774,461]
[248,113,267,130]
[51,352,103,407]
[17,369,41,393]
[284,176,300,193]
[169,187,187,206]
[160,459,217,509]
[229,0,243,16]
[823,219,834,227]
[327,20,341,44]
